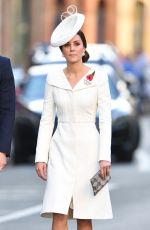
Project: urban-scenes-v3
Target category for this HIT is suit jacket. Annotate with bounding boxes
[0,56,15,156]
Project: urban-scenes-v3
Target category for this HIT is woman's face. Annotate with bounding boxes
[61,34,85,63]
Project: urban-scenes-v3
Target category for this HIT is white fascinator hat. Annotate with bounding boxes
[50,5,85,47]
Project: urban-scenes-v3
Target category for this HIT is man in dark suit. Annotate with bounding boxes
[0,56,15,170]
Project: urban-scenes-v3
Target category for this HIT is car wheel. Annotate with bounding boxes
[115,150,134,162]
[13,117,37,164]
[115,117,140,162]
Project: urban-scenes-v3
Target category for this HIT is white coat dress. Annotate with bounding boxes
[35,68,113,219]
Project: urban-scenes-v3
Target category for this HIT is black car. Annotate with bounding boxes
[12,63,140,164]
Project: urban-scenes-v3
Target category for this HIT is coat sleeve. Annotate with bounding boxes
[97,72,112,162]
[0,58,15,156]
[35,75,56,164]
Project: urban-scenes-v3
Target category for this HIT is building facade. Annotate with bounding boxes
[0,0,150,65]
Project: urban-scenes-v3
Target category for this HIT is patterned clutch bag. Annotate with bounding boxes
[90,170,111,196]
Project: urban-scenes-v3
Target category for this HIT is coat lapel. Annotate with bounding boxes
[49,69,96,91]
[49,70,71,90]
[73,70,96,91]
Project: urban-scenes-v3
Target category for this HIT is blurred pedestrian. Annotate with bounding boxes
[35,5,112,230]
[121,54,135,74]
[133,49,149,113]
[0,56,15,171]
[133,49,149,80]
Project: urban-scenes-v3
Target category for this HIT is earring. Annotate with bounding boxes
[82,52,85,57]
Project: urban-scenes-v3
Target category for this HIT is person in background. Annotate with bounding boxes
[0,56,15,171]
[133,50,149,113]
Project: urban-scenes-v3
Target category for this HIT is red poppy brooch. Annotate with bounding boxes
[84,71,95,85]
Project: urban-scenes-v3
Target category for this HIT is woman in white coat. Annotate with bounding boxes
[35,5,113,230]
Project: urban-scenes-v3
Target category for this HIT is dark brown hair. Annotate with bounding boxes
[59,30,90,63]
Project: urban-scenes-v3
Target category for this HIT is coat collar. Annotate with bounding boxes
[48,69,97,91]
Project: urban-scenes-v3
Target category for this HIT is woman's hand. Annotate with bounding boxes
[0,152,7,171]
[35,162,47,181]
[100,160,111,179]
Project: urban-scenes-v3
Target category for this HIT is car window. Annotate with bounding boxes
[108,77,119,99]
[22,74,47,100]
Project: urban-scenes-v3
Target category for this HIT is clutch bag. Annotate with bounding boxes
[90,170,111,196]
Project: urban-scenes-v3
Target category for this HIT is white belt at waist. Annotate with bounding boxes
[58,120,95,124]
